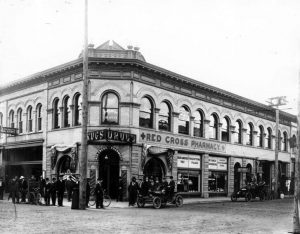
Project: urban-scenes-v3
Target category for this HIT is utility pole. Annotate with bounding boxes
[267,96,287,199]
[293,75,300,233]
[79,0,88,210]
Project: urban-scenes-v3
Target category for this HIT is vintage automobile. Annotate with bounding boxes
[231,181,266,202]
[137,185,183,209]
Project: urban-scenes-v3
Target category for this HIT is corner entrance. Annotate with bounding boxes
[143,157,166,180]
[56,155,76,176]
[98,149,120,199]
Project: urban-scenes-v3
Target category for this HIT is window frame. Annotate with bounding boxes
[101,92,119,125]
[139,96,154,129]
[158,101,171,132]
[178,105,190,135]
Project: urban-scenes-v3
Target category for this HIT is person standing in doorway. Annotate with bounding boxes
[116,176,123,202]
[66,176,73,202]
[95,178,104,209]
[44,178,51,206]
[128,177,139,206]
[56,175,65,207]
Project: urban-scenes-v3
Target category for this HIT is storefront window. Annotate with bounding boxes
[208,171,227,193]
[177,154,201,193]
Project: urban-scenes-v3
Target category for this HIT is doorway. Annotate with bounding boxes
[57,155,75,176]
[98,149,120,199]
[143,157,166,180]
[234,162,241,192]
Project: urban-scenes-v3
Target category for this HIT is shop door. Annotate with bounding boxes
[98,150,120,199]
[234,163,241,192]
[143,157,165,180]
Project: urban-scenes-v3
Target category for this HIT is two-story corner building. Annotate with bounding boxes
[0,40,297,199]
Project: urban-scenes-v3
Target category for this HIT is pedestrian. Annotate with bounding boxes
[140,176,149,196]
[95,178,104,209]
[0,177,5,200]
[44,178,51,206]
[128,176,139,206]
[66,176,73,202]
[56,175,65,207]
[116,176,123,202]
[50,177,57,206]
[10,176,20,204]
[167,176,175,199]
[19,176,28,203]
[71,177,79,209]
[39,175,46,199]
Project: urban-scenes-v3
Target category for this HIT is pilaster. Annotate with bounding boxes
[202,153,209,198]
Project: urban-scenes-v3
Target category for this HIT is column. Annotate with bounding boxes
[253,131,258,147]
[32,110,37,132]
[230,125,236,144]
[154,108,160,131]
[69,104,74,127]
[204,119,210,139]
[242,128,247,145]
[201,153,209,198]
[190,116,195,137]
[227,156,234,196]
[218,123,222,141]
[172,112,179,134]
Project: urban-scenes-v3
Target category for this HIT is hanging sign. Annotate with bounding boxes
[0,126,18,136]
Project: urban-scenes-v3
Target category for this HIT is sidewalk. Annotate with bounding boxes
[1,192,230,209]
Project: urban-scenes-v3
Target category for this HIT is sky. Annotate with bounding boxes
[0,0,300,114]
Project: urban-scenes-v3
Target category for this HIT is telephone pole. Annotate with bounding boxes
[267,96,287,199]
[79,0,88,210]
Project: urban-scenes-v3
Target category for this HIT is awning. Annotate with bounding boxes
[3,139,44,149]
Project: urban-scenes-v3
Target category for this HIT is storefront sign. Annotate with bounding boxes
[177,155,201,169]
[237,167,250,173]
[88,129,136,144]
[0,126,18,136]
[208,157,227,170]
[140,131,226,153]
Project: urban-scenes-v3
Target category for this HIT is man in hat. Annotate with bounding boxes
[167,176,175,200]
[128,176,139,206]
[56,175,65,207]
[86,178,91,207]
[44,178,51,206]
[19,176,27,203]
[50,177,57,206]
[94,178,104,209]
[0,177,5,200]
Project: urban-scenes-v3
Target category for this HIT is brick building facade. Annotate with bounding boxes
[0,41,297,199]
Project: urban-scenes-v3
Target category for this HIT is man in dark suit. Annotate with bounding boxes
[94,178,104,209]
[44,178,51,206]
[0,177,5,200]
[167,176,176,199]
[19,176,28,203]
[50,177,57,206]
[86,178,91,208]
[56,175,65,207]
[128,177,139,206]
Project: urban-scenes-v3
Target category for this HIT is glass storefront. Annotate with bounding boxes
[176,154,201,193]
[208,156,228,196]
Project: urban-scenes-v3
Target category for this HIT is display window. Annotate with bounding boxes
[208,171,227,193]
[176,154,201,193]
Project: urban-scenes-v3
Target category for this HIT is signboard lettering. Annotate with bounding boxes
[0,126,18,136]
[208,156,227,170]
[88,129,136,144]
[177,154,201,169]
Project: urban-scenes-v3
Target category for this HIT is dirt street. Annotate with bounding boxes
[0,198,294,234]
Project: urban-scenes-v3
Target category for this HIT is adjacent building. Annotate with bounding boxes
[0,41,296,199]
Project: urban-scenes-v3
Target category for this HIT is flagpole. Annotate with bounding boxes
[79,0,88,210]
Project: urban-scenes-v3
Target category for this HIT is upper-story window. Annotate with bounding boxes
[9,110,14,128]
[101,92,119,124]
[53,98,60,129]
[158,101,171,131]
[193,110,204,137]
[178,105,190,135]
[246,123,254,146]
[278,130,281,151]
[139,97,154,128]
[266,127,272,149]
[282,132,288,152]
[221,117,230,142]
[63,96,71,127]
[74,93,82,126]
[258,125,264,148]
[234,120,242,144]
[209,114,218,140]
[36,104,42,131]
[0,112,3,126]
[27,106,33,132]
[17,108,23,134]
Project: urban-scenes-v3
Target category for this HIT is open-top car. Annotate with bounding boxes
[137,185,183,209]
[231,181,266,202]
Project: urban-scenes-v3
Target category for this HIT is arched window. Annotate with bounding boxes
[36,104,42,131]
[17,108,23,133]
[283,132,288,152]
[63,96,71,127]
[9,110,14,128]
[209,114,218,140]
[221,117,230,142]
[101,92,119,124]
[74,93,82,126]
[257,125,264,148]
[53,98,60,129]
[27,106,33,132]
[139,97,154,128]
[178,106,190,135]
[193,110,204,137]
[246,123,253,146]
[265,127,272,149]
[158,101,171,131]
[278,130,281,151]
[234,120,242,144]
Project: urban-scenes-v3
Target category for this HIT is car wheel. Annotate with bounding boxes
[231,193,237,202]
[245,192,252,202]
[175,195,183,207]
[153,197,162,209]
[137,197,145,208]
[259,191,265,201]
